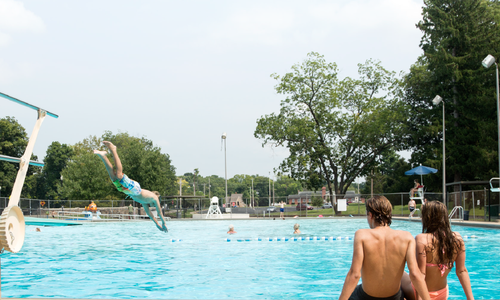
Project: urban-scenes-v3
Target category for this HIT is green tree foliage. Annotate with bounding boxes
[311,196,324,209]
[60,131,177,200]
[255,52,409,204]
[37,141,74,200]
[361,150,415,194]
[0,117,40,198]
[405,0,500,187]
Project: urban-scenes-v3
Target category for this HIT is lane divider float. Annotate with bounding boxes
[225,236,352,242]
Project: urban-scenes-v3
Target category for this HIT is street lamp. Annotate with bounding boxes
[251,178,254,208]
[268,172,271,207]
[482,54,500,179]
[432,95,446,203]
[221,132,228,209]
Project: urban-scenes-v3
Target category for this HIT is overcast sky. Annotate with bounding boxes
[0,0,423,179]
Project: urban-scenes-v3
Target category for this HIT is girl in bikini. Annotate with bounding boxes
[402,201,473,300]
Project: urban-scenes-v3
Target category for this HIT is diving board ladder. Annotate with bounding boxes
[0,91,58,253]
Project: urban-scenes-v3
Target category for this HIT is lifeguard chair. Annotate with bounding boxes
[410,185,425,216]
[206,197,222,218]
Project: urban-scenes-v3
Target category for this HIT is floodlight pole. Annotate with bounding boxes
[433,95,446,203]
[496,63,500,179]
[221,133,229,217]
[442,100,446,203]
[482,55,500,179]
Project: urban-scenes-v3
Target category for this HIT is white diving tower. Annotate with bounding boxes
[0,91,58,253]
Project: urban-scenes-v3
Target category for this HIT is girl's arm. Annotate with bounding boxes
[454,233,474,300]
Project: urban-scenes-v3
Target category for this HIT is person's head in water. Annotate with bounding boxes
[294,223,300,230]
[365,195,392,227]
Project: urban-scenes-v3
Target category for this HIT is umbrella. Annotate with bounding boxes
[405,164,438,185]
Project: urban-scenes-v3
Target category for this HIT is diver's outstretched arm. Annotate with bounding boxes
[142,203,166,232]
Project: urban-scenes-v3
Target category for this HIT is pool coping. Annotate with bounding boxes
[393,216,500,229]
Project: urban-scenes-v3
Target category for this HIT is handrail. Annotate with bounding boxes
[449,206,464,220]
[489,177,500,192]
[0,92,58,118]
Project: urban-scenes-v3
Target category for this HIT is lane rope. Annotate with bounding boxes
[225,236,352,242]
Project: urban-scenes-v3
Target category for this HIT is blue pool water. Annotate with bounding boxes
[1,219,498,299]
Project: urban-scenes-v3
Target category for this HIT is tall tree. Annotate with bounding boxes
[255,52,409,209]
[38,142,74,200]
[405,0,500,188]
[0,117,40,198]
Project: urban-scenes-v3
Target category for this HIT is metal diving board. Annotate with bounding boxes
[0,91,58,119]
[24,217,82,226]
[0,154,44,167]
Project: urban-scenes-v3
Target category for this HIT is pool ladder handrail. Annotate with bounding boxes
[489,177,500,192]
[449,206,464,221]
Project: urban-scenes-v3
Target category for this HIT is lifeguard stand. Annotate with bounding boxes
[410,186,425,216]
[206,196,222,218]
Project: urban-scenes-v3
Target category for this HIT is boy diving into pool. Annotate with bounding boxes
[94,141,168,232]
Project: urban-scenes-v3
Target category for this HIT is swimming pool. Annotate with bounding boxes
[1,219,498,299]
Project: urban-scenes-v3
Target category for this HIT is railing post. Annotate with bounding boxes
[401,193,403,217]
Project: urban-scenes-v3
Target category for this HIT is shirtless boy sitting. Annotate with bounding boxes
[94,141,168,232]
[339,195,430,300]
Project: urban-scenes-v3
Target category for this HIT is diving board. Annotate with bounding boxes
[24,217,81,227]
[0,154,44,167]
[0,92,58,118]
[0,92,58,253]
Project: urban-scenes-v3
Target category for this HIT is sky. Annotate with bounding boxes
[0,0,424,179]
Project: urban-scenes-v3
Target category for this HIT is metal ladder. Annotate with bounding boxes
[449,206,464,220]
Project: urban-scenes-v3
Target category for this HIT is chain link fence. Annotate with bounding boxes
[1,189,498,221]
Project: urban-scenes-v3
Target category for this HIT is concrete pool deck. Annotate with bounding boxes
[394,216,500,229]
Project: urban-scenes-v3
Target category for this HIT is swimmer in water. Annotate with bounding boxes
[293,223,301,234]
[227,225,237,234]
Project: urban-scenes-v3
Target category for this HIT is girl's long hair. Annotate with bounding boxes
[421,201,462,267]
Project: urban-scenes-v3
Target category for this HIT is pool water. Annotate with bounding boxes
[1,219,498,299]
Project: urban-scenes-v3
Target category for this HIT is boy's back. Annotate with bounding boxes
[357,227,414,297]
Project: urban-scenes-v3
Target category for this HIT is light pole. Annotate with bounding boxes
[272,174,275,205]
[482,54,500,179]
[432,95,446,203]
[251,178,254,208]
[221,132,228,208]
[268,172,271,207]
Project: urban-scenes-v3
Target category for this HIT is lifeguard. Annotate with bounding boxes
[88,201,97,212]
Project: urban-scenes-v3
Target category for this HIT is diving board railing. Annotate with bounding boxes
[0,91,58,253]
[449,206,464,220]
[489,178,500,192]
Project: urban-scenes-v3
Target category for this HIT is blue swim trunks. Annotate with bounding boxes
[113,174,142,196]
